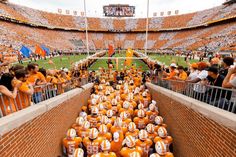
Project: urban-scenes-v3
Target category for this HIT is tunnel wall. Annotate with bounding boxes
[146,83,236,157]
[0,83,93,157]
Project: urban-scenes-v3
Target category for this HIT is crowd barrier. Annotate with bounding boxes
[153,79,236,113]
[0,77,89,118]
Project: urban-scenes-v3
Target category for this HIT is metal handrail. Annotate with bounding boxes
[152,79,236,113]
[0,77,89,118]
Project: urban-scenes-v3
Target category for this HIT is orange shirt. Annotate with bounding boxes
[136,139,153,157]
[0,94,17,116]
[27,72,46,84]
[111,139,124,157]
[83,137,103,157]
[133,117,149,129]
[92,152,117,157]
[120,146,143,157]
[17,81,31,109]
[146,111,159,123]
[164,71,176,80]
[122,119,132,128]
[110,126,127,138]
[87,115,100,128]
[62,137,82,156]
[125,129,139,139]
[148,132,158,141]
[98,132,112,141]
[77,128,90,138]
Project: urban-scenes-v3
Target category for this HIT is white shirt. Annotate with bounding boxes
[193,70,208,93]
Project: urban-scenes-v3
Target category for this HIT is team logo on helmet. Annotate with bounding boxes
[155,141,167,155]
[67,128,76,139]
[139,129,148,140]
[158,127,167,138]
[73,148,84,157]
[89,128,98,139]
[128,122,136,132]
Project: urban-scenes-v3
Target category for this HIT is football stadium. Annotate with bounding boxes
[0,0,236,156]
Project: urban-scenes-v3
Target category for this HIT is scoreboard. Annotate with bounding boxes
[103,4,135,17]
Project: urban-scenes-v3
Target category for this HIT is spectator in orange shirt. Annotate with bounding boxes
[175,66,188,81]
[163,63,177,80]
[27,63,46,85]
[15,69,34,109]
[0,73,21,116]
[27,63,46,103]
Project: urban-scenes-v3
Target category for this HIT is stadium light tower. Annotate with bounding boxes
[83,0,89,56]
[145,0,149,56]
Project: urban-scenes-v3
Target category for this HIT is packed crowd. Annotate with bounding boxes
[0,2,235,31]
[62,67,173,157]
[0,62,90,117]
[147,54,236,113]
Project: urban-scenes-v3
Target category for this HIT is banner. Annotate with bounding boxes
[126,48,133,66]
[41,45,50,55]
[35,45,46,57]
[20,45,31,58]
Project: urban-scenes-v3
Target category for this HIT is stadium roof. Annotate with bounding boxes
[9,0,226,17]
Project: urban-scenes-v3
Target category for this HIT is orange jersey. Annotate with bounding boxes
[71,124,82,133]
[146,111,159,123]
[83,137,103,157]
[92,152,117,157]
[97,123,113,131]
[148,132,158,141]
[110,126,127,138]
[111,139,124,156]
[133,117,149,129]
[27,72,46,84]
[120,146,143,157]
[125,129,139,139]
[119,108,133,118]
[122,119,132,128]
[136,139,153,157]
[63,137,82,156]
[154,136,173,150]
[98,132,112,141]
[139,97,150,108]
[111,104,122,114]
[77,128,90,138]
[108,116,116,125]
[155,124,168,132]
[87,115,100,128]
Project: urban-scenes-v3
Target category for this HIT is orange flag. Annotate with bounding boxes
[35,45,46,57]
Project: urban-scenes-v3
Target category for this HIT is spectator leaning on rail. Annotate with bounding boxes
[219,56,234,77]
[162,63,178,80]
[0,73,21,116]
[186,62,208,101]
[27,63,46,103]
[175,66,188,81]
[222,65,236,113]
[186,63,199,81]
[15,69,34,108]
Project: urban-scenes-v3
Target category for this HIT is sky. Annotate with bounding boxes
[9,0,226,17]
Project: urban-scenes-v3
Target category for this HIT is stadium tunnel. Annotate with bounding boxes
[0,81,235,157]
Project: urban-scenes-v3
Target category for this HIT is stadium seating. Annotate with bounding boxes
[0,2,235,58]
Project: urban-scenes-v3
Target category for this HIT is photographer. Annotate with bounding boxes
[222,65,236,113]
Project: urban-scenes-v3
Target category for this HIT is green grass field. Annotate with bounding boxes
[88,53,149,71]
[148,54,199,67]
[13,52,199,70]
[16,55,87,69]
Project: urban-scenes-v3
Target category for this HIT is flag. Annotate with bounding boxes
[126,48,133,66]
[20,45,31,58]
[108,44,115,63]
[35,45,46,57]
[108,44,114,57]
[41,45,50,55]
